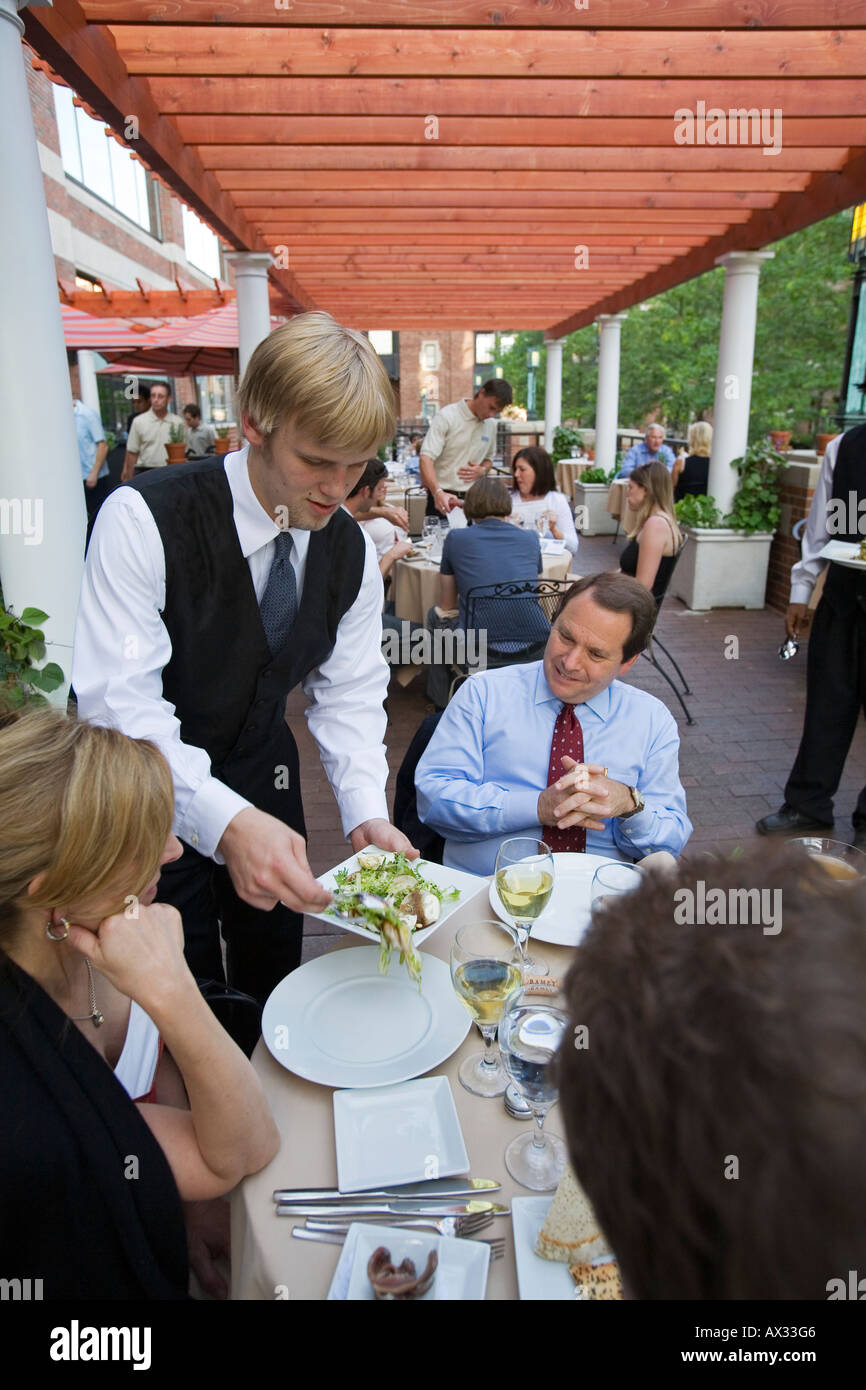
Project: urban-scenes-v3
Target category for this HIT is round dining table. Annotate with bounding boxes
[230,876,576,1301]
[554,458,593,500]
[392,548,577,626]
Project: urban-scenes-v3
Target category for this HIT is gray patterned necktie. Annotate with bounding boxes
[259,532,298,654]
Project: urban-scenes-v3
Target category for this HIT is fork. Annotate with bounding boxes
[306,1211,494,1239]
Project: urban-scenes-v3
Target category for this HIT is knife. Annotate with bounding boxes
[275,1200,510,1219]
[272,1178,501,1204]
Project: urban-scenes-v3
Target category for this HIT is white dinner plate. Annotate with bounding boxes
[333,1076,469,1192]
[327,1223,490,1301]
[512,1197,576,1301]
[261,946,470,1089]
[309,851,480,948]
[819,539,866,570]
[487,851,628,946]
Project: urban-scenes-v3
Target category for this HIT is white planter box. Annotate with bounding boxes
[573,482,618,536]
[670,527,775,610]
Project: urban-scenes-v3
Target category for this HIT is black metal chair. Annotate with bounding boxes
[639,536,695,724]
[446,577,574,700]
[393,711,445,863]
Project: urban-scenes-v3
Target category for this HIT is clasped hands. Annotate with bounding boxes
[536,756,635,832]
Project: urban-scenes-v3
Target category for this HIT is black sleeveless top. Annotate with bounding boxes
[126,459,366,826]
[620,514,679,604]
[674,454,709,501]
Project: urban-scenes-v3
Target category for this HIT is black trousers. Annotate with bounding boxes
[155,844,303,1009]
[784,592,866,826]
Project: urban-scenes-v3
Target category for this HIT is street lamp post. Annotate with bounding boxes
[526,346,541,420]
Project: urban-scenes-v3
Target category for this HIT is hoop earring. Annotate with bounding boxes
[45,917,70,942]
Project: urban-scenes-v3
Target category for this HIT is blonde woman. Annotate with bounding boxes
[673,421,713,501]
[0,710,279,1300]
[620,461,682,601]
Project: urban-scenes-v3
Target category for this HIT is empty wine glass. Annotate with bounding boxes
[499,1002,568,1189]
[450,921,524,1097]
[590,861,642,911]
[494,837,554,977]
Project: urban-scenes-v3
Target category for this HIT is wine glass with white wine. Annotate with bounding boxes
[450,920,524,1097]
[494,837,555,978]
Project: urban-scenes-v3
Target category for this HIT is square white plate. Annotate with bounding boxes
[310,852,481,947]
[333,1076,469,1192]
[326,1223,489,1301]
[512,1197,576,1300]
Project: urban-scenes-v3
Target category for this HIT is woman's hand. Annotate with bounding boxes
[65,903,193,1018]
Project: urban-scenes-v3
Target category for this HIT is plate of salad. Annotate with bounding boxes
[314,850,480,953]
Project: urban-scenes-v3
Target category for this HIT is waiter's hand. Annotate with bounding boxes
[217,808,331,914]
[537,757,631,831]
[785,602,811,640]
[457,461,486,484]
[433,488,461,515]
[349,818,420,860]
[379,504,410,531]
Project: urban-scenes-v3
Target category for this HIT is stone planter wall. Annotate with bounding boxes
[573,482,618,536]
[766,460,821,613]
[670,528,775,610]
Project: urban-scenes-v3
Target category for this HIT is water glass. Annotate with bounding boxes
[499,1003,568,1189]
[590,861,642,910]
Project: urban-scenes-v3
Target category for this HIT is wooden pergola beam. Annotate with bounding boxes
[57,287,237,317]
[204,148,843,173]
[203,164,808,192]
[232,191,780,209]
[549,145,866,336]
[22,0,314,313]
[85,2,866,30]
[108,26,866,79]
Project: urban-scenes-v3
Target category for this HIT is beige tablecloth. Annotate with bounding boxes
[605,478,632,522]
[555,458,592,499]
[393,550,575,626]
[230,881,576,1302]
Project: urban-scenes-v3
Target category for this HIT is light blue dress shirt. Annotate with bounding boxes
[618,440,676,478]
[74,399,108,481]
[415,660,692,876]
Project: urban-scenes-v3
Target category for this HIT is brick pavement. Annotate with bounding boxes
[295,532,866,962]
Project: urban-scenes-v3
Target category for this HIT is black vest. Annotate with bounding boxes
[825,423,866,614]
[129,460,366,828]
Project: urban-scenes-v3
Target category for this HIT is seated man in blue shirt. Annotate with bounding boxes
[415,572,692,874]
[619,424,676,478]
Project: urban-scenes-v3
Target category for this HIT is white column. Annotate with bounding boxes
[543,337,564,451]
[708,250,774,514]
[0,0,86,703]
[594,313,626,475]
[77,350,101,416]
[226,252,273,379]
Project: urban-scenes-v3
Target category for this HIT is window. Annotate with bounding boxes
[182,206,222,279]
[53,86,154,233]
[475,332,496,365]
[368,330,393,355]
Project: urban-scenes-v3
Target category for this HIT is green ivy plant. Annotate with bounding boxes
[675,494,724,528]
[726,442,787,534]
[0,602,65,710]
[550,425,583,465]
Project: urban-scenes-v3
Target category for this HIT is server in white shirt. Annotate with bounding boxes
[757,422,866,842]
[73,312,416,1005]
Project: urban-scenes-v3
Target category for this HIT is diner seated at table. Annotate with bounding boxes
[673,420,713,501]
[0,710,279,1299]
[425,476,547,709]
[557,839,866,1299]
[618,423,676,478]
[416,573,692,874]
[618,461,682,602]
[510,446,579,556]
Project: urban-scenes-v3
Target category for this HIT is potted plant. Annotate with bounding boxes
[669,443,785,610]
[573,465,619,536]
[214,425,231,456]
[816,421,839,457]
[167,422,187,464]
[550,425,583,465]
[766,413,793,453]
[0,600,64,710]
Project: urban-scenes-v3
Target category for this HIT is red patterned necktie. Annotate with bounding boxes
[545,702,586,853]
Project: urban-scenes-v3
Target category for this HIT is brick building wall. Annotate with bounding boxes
[397,329,474,421]
[765,461,821,613]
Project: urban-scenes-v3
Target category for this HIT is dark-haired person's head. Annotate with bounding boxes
[183,404,201,423]
[543,574,655,705]
[347,457,388,499]
[512,445,556,498]
[475,379,512,417]
[463,476,512,523]
[557,841,866,1299]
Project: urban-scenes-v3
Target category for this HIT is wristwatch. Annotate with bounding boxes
[618,786,646,819]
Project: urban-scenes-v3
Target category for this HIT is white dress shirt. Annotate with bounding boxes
[789,433,843,605]
[73,448,390,859]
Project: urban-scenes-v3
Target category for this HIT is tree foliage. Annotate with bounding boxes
[495,209,854,442]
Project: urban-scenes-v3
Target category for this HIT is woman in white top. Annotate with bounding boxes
[510,446,579,556]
